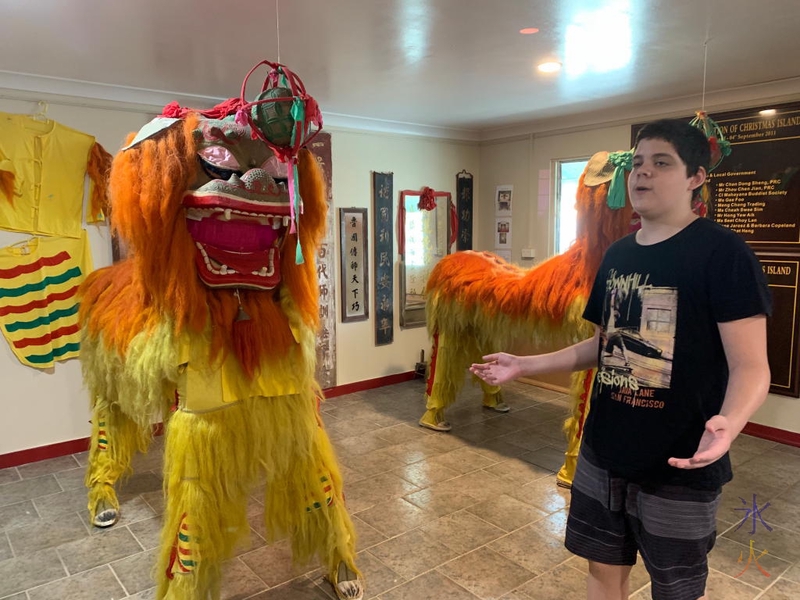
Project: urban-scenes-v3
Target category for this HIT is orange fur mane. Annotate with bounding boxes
[80,115,327,375]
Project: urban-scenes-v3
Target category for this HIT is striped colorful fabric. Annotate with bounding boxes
[0,233,91,368]
[168,513,198,576]
[97,418,108,451]
[306,473,334,512]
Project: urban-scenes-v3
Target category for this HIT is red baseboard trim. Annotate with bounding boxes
[323,370,418,398]
[0,437,90,470]
[741,422,800,448]
[0,422,167,470]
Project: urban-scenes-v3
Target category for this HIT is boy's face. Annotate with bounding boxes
[629,138,706,221]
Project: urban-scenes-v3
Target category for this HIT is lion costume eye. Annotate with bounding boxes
[198,146,243,180]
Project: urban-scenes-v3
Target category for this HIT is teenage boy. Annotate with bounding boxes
[470,119,771,600]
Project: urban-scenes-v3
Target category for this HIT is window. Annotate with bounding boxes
[555,158,589,255]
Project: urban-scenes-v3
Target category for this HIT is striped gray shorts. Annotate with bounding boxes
[564,445,721,600]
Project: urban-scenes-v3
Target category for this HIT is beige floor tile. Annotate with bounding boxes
[347,550,405,598]
[515,563,585,600]
[0,467,21,486]
[0,547,67,597]
[759,577,800,599]
[110,548,157,596]
[703,568,762,599]
[16,455,80,480]
[438,546,536,599]
[27,565,125,600]
[33,486,92,520]
[219,557,270,599]
[239,538,319,588]
[393,460,460,488]
[247,575,334,600]
[485,458,553,486]
[356,497,436,538]
[489,524,573,575]
[351,516,388,551]
[723,522,800,563]
[368,529,458,579]
[708,536,792,588]
[783,561,800,582]
[7,511,88,556]
[508,475,571,514]
[421,510,506,554]
[127,516,163,550]
[58,526,144,575]
[466,494,548,533]
[380,570,480,600]
[1,475,61,508]
[0,499,40,531]
[0,532,11,561]
[429,448,499,475]
[518,446,566,473]
[54,465,88,491]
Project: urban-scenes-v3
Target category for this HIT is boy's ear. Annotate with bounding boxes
[689,166,707,192]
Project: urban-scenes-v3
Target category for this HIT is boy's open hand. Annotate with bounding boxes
[469,352,520,386]
[668,415,733,469]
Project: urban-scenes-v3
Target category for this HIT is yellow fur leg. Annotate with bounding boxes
[85,402,148,525]
[260,394,360,577]
[156,392,361,599]
[556,370,593,487]
[156,408,252,600]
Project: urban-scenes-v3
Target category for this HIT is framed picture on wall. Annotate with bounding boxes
[339,208,369,322]
[495,185,513,217]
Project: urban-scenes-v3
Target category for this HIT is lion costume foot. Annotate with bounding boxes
[482,400,510,413]
[91,498,119,528]
[482,390,510,413]
[88,483,120,528]
[328,561,364,600]
[419,408,451,432]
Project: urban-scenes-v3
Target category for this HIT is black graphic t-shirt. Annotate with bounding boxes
[582,218,772,489]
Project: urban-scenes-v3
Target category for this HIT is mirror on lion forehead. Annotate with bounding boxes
[398,189,455,328]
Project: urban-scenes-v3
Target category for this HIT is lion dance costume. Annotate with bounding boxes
[420,151,633,487]
[79,61,363,600]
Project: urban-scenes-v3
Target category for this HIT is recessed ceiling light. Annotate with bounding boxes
[759,109,776,116]
[520,27,539,34]
[537,61,562,73]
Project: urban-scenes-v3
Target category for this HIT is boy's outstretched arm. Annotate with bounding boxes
[470,327,601,386]
[669,315,770,469]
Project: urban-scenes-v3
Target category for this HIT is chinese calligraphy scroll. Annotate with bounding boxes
[372,172,394,345]
[309,133,337,388]
[340,208,369,322]
[456,170,474,251]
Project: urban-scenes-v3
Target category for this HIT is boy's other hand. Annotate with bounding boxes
[667,415,733,469]
[469,352,520,386]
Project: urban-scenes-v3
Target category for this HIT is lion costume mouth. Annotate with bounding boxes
[183,170,290,290]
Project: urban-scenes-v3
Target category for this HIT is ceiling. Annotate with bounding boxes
[2,0,799,140]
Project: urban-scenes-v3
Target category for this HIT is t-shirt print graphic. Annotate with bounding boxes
[598,269,676,392]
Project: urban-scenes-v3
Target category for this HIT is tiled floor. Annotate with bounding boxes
[1,378,799,599]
